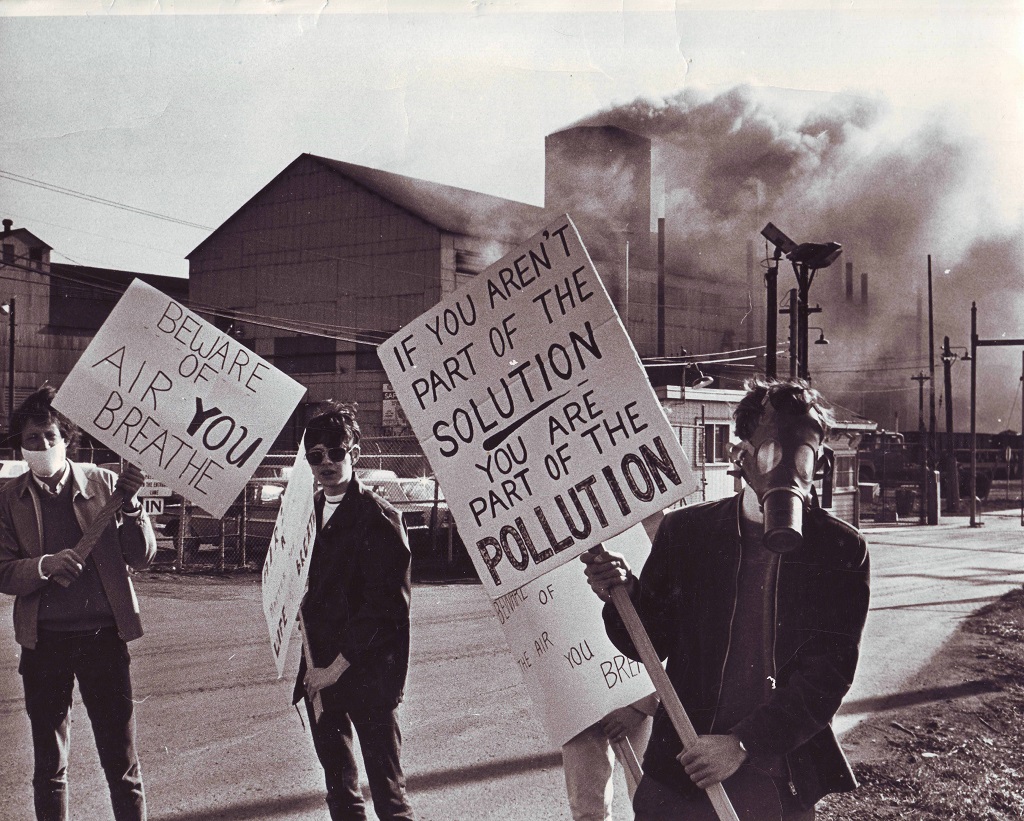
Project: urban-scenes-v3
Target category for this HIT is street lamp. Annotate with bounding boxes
[0,298,13,429]
[810,327,830,345]
[760,223,842,381]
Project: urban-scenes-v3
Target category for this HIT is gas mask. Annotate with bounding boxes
[732,400,829,553]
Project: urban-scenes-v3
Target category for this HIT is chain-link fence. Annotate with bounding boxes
[150,437,473,579]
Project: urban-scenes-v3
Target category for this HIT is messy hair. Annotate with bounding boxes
[303,401,361,451]
[11,385,80,451]
[733,377,833,442]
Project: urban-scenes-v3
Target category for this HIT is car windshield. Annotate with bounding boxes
[370,480,411,503]
[400,479,443,502]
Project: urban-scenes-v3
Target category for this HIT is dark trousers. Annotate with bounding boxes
[633,772,815,821]
[306,700,415,821]
[19,627,146,821]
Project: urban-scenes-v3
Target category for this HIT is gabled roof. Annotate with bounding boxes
[1,227,52,250]
[189,153,553,259]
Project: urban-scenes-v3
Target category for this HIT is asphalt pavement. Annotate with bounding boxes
[1,509,1022,821]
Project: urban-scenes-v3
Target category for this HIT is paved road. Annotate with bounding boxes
[1,511,1021,821]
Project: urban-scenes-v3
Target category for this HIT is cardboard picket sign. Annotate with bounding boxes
[53,279,307,519]
[382,215,697,598]
[493,523,656,746]
[261,443,316,678]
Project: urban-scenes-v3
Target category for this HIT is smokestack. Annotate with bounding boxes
[845,262,854,301]
[657,217,666,357]
[861,272,868,304]
[2,219,11,235]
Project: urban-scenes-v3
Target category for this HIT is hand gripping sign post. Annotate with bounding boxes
[54,279,307,520]
[382,216,739,821]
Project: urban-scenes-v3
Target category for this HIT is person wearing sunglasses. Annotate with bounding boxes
[291,402,415,820]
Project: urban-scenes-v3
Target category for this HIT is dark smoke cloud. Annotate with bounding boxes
[572,84,1023,430]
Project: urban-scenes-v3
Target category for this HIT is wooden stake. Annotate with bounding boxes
[609,584,741,821]
[297,610,324,722]
[54,489,126,588]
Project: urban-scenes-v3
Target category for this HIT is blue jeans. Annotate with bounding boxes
[306,700,415,821]
[20,627,146,821]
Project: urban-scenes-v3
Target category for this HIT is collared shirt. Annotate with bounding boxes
[30,464,71,498]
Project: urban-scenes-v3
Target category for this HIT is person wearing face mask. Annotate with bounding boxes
[580,378,870,820]
[292,402,415,821]
[0,385,156,821]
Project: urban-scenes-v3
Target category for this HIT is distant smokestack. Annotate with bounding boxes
[861,272,868,304]
[2,219,11,234]
[657,217,666,357]
[845,262,854,301]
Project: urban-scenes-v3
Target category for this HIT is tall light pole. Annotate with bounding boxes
[760,223,841,381]
[0,298,14,429]
[940,335,970,514]
[927,256,936,469]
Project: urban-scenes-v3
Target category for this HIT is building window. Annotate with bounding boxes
[29,247,43,269]
[355,333,383,371]
[2,245,13,264]
[273,335,336,374]
[833,455,855,489]
[703,423,731,463]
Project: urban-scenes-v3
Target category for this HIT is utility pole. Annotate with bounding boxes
[927,256,936,469]
[941,336,961,513]
[912,371,931,523]
[911,372,930,433]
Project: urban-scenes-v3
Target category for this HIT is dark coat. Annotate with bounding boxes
[603,495,870,809]
[293,477,412,713]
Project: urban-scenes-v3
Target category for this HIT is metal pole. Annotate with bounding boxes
[927,256,936,469]
[7,297,14,426]
[797,264,810,380]
[765,251,779,378]
[970,302,980,527]
[942,336,960,514]
[788,288,798,379]
[657,218,665,358]
[1020,351,1023,527]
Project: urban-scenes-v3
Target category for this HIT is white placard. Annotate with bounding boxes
[261,443,316,678]
[494,523,656,746]
[382,215,696,597]
[53,279,307,518]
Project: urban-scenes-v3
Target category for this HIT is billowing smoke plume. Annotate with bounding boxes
[569,85,1023,431]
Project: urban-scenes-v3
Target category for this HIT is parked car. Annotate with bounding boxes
[0,460,28,491]
[161,454,295,565]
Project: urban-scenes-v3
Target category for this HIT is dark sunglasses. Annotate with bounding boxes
[305,447,350,466]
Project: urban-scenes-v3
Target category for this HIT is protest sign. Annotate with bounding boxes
[382,215,697,597]
[493,523,656,746]
[53,279,307,519]
[261,444,316,677]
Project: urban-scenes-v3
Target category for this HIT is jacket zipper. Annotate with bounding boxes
[710,501,744,733]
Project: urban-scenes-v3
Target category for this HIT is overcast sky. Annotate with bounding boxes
[2,0,1020,278]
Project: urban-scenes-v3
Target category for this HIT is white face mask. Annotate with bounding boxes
[23,438,67,478]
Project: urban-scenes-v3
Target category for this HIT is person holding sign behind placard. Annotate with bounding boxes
[581,378,870,820]
[562,692,659,820]
[292,403,415,821]
[0,386,156,821]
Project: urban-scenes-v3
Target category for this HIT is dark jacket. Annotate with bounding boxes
[603,495,870,808]
[0,462,157,649]
[293,477,412,713]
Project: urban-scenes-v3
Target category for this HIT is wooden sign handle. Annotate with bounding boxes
[609,584,741,821]
[297,610,324,722]
[54,489,126,588]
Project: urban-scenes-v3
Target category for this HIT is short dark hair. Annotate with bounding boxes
[733,377,833,442]
[11,385,80,451]
[303,401,361,451]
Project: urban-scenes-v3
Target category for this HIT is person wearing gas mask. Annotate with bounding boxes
[0,385,155,821]
[581,378,870,820]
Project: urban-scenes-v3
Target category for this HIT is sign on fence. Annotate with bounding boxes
[494,522,656,745]
[382,215,697,597]
[54,279,307,518]
[261,442,316,677]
